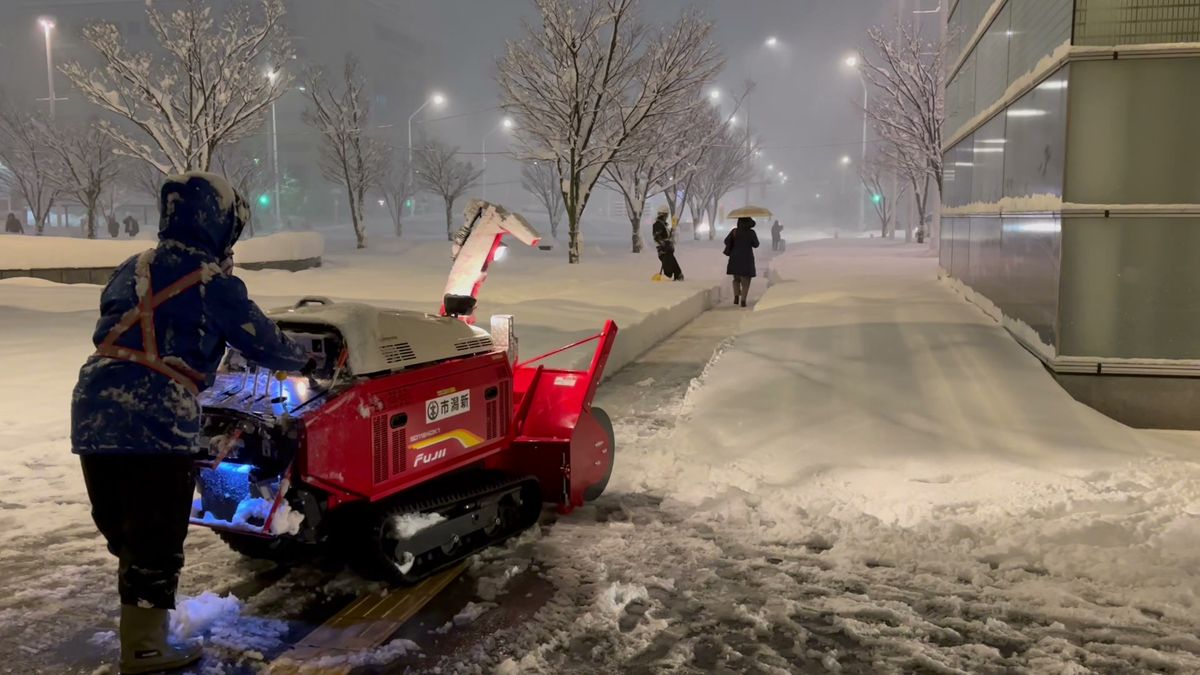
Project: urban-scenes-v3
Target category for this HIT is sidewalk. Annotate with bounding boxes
[611,237,1200,672]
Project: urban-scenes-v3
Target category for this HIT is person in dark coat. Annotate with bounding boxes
[770,219,783,251]
[106,214,120,238]
[123,215,140,238]
[652,206,684,281]
[724,217,759,307]
[71,172,310,674]
[4,212,23,234]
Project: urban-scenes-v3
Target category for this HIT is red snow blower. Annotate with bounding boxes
[190,202,617,582]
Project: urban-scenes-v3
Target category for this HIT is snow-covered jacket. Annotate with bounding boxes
[71,172,308,456]
[652,216,673,254]
[724,218,759,278]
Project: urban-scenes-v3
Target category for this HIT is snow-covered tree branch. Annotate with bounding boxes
[42,121,124,239]
[302,55,387,249]
[376,150,412,238]
[212,144,267,237]
[521,161,563,239]
[498,0,722,262]
[0,100,58,234]
[414,137,483,241]
[61,0,292,174]
[857,20,947,246]
[685,107,757,240]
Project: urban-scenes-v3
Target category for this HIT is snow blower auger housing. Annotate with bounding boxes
[190,201,618,583]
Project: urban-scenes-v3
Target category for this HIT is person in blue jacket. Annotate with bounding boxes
[71,172,310,674]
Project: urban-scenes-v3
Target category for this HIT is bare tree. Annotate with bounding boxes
[859,156,896,238]
[688,117,757,240]
[0,101,58,234]
[414,138,483,241]
[376,150,412,238]
[612,87,749,251]
[303,55,387,249]
[212,144,267,237]
[520,161,563,239]
[126,160,165,205]
[62,0,292,174]
[859,20,947,246]
[498,0,722,262]
[43,121,124,239]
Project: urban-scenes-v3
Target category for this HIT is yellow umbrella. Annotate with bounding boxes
[727,205,773,219]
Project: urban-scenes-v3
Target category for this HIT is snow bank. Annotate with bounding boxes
[0,231,323,270]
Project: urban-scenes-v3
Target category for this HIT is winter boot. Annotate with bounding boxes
[733,296,740,305]
[119,605,202,674]
[740,299,747,308]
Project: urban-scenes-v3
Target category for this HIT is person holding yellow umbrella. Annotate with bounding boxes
[724,206,769,307]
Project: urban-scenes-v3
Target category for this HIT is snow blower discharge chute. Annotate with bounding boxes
[190,201,617,582]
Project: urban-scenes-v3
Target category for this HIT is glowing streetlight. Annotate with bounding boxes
[841,155,851,166]
[37,18,64,118]
[765,36,779,47]
[265,68,283,229]
[482,116,516,200]
[767,164,774,171]
[709,88,721,102]
[408,92,448,213]
[844,55,859,68]
[729,114,739,126]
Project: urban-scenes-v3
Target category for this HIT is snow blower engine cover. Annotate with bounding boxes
[443,200,541,320]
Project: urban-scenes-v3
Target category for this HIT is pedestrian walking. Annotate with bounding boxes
[4,212,23,234]
[123,215,140,238]
[652,206,684,281]
[770,219,783,251]
[724,217,759,307]
[107,214,120,238]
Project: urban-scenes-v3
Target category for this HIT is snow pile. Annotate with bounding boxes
[171,591,291,660]
[0,231,323,270]
[391,511,446,538]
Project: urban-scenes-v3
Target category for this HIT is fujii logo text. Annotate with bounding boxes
[414,449,448,466]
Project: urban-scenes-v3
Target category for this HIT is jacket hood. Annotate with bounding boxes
[737,217,756,229]
[158,171,245,257]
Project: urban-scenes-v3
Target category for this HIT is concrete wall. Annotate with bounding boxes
[0,257,321,284]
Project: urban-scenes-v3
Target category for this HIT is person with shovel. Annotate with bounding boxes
[652,206,684,281]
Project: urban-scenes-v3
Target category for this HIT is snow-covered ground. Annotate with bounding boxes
[436,239,1200,674]
[0,229,727,671]
[3,232,1199,673]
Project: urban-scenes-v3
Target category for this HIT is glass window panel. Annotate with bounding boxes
[1059,217,1200,358]
[999,215,1061,347]
[1002,65,1068,199]
[1065,58,1200,205]
[971,116,1005,205]
[973,3,1012,115]
[1007,0,1073,82]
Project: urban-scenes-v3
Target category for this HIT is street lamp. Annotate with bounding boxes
[37,18,65,118]
[841,155,852,166]
[482,116,515,201]
[765,36,779,47]
[407,92,447,215]
[767,164,774,171]
[266,69,283,230]
[843,53,869,230]
[709,88,721,102]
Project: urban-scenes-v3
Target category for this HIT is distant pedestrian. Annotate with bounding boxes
[652,206,684,281]
[123,215,140,238]
[4,212,23,234]
[770,219,783,251]
[106,214,120,238]
[724,217,759,307]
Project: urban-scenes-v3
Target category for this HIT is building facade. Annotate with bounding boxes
[940,0,1200,428]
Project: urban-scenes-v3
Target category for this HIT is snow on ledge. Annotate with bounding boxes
[943,196,1200,217]
[940,272,1057,362]
[0,231,324,270]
